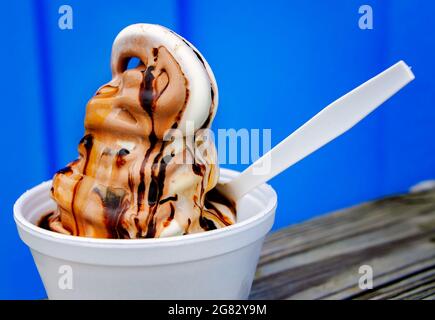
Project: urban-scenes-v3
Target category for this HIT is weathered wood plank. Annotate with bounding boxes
[250,189,435,300]
[353,264,435,300]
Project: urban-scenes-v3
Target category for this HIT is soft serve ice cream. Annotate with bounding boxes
[43,24,236,238]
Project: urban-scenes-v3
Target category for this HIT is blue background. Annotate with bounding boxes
[2,0,434,299]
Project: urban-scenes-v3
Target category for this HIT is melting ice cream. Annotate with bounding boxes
[42,24,236,238]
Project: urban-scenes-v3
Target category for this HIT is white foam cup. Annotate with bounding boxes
[14,169,277,299]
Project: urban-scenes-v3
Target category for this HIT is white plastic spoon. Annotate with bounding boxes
[217,60,415,200]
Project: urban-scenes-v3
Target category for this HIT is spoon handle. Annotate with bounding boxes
[220,60,415,200]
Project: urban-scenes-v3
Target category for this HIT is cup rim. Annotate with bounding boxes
[14,168,278,248]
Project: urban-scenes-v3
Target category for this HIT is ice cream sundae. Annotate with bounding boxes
[41,24,236,239]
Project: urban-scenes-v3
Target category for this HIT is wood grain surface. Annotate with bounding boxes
[250,189,435,300]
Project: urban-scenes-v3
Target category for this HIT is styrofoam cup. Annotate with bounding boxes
[14,169,277,299]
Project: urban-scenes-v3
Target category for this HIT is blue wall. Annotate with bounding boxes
[2,0,434,299]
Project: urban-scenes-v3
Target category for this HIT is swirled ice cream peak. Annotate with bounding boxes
[43,23,236,238]
[111,23,218,134]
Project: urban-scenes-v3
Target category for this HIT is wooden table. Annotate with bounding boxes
[250,188,435,300]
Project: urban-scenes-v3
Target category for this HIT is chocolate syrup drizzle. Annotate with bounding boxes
[69,134,94,234]
[38,211,54,230]
[56,166,72,175]
[133,52,232,237]
[47,42,236,238]
[137,65,157,220]
[93,187,130,238]
[116,148,130,167]
[137,56,184,237]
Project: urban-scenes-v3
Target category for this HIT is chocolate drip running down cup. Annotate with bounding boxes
[45,24,236,239]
